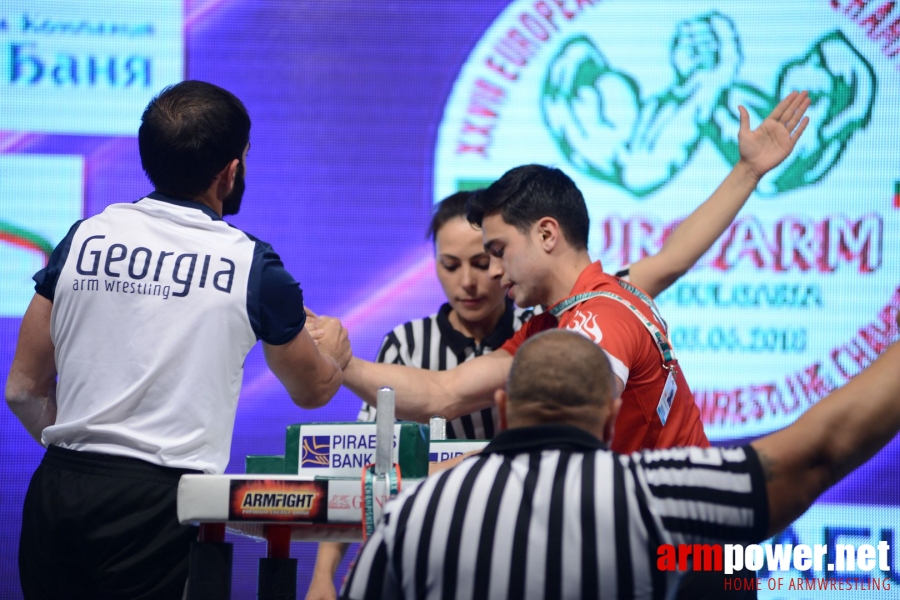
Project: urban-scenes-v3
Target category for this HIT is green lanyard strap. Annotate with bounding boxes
[361,463,400,539]
[549,290,676,367]
[614,278,669,335]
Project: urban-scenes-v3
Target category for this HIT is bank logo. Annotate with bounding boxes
[542,17,875,197]
[300,436,330,468]
[434,1,900,441]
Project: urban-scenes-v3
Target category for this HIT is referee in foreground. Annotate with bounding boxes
[341,326,900,599]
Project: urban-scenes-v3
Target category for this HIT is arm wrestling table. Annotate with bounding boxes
[176,389,488,599]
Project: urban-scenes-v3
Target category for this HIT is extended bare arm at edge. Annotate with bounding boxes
[753,335,900,537]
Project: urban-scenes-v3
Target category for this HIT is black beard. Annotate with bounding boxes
[222,162,245,216]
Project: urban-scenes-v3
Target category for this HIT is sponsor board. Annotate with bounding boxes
[0,0,183,135]
[228,479,327,522]
[289,422,429,478]
[434,0,900,440]
[0,154,82,317]
[299,424,400,473]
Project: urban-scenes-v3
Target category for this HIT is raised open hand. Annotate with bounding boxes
[738,90,810,180]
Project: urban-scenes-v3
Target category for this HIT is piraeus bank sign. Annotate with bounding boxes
[301,428,396,470]
[0,0,183,135]
[287,422,430,478]
[435,0,900,440]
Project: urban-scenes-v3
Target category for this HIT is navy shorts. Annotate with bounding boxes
[19,445,200,600]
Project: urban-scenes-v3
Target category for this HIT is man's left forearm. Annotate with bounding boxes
[6,384,56,445]
[657,159,759,273]
[7,294,59,445]
[628,160,759,297]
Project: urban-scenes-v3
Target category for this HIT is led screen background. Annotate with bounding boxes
[0,0,898,597]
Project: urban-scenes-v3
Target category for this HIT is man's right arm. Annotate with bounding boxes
[342,349,512,423]
[264,324,344,409]
[254,245,348,409]
[752,332,900,537]
[307,329,403,600]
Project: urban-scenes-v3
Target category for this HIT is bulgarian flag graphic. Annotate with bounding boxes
[0,220,53,264]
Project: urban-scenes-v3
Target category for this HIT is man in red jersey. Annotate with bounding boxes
[341,163,709,453]
[330,91,809,453]
[493,239,706,452]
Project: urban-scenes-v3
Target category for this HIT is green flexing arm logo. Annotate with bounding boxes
[541,12,875,198]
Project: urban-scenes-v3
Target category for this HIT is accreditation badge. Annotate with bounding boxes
[657,370,677,426]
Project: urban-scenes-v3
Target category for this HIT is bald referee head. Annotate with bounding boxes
[497,329,622,443]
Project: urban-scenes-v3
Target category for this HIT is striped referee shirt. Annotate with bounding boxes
[340,424,768,600]
[357,300,535,439]
[356,267,630,439]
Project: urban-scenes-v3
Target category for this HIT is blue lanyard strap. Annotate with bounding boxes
[548,290,677,367]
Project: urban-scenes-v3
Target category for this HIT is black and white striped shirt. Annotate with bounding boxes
[340,424,768,600]
[356,301,535,439]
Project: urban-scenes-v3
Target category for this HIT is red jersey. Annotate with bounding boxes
[501,262,709,453]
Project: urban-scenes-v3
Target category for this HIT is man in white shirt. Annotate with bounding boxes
[5,80,349,599]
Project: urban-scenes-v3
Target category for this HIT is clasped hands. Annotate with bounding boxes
[304,308,352,370]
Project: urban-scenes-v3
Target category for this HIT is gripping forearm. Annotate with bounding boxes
[264,329,344,410]
[343,350,512,423]
[303,356,344,409]
[277,352,343,409]
[342,357,459,422]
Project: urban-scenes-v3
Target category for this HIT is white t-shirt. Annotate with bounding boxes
[34,194,307,473]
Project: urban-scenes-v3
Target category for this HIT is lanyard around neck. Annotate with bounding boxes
[548,284,676,368]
